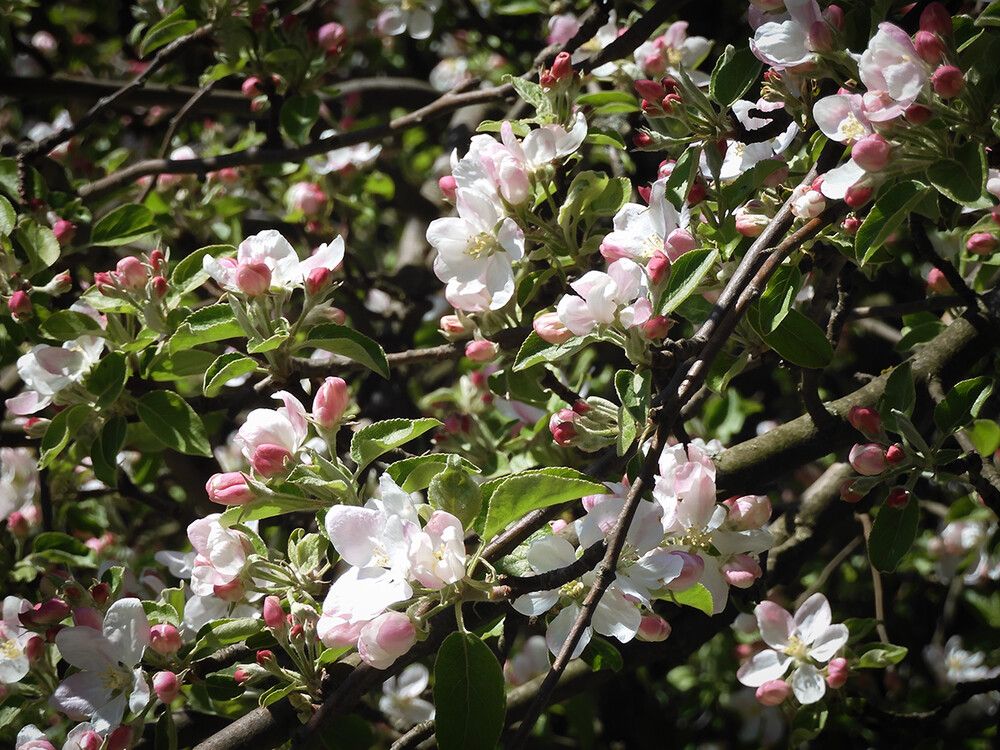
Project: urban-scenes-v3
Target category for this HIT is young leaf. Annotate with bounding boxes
[91,204,157,246]
[663,146,700,211]
[204,352,259,397]
[513,331,589,371]
[136,390,213,456]
[91,416,127,486]
[301,323,389,378]
[139,8,196,57]
[385,454,481,492]
[434,632,506,750]
[753,264,802,335]
[0,194,15,235]
[169,304,243,353]
[855,181,929,265]
[481,467,608,541]
[758,309,833,369]
[878,362,914,432]
[710,44,762,107]
[86,352,128,410]
[926,141,987,207]
[933,376,994,434]
[40,310,107,341]
[868,498,920,573]
[349,418,441,471]
[656,248,719,317]
[168,244,236,301]
[856,643,908,668]
[280,94,320,146]
[15,219,60,275]
[40,404,93,468]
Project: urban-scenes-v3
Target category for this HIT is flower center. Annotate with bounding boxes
[1,638,22,659]
[465,233,496,260]
[99,664,132,693]
[839,113,868,143]
[677,525,712,550]
[783,635,809,661]
[560,580,585,598]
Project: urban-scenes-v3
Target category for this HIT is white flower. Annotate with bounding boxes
[736,593,849,705]
[380,663,435,726]
[50,598,151,732]
[635,21,712,83]
[405,510,467,589]
[1,447,39,524]
[203,230,344,293]
[309,130,382,174]
[600,178,693,264]
[926,636,1000,685]
[235,391,310,466]
[750,0,824,70]
[859,24,928,109]
[185,514,257,597]
[556,259,649,336]
[377,0,441,40]
[1,596,34,685]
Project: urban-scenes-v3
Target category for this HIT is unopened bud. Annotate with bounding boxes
[926,268,952,294]
[914,31,945,65]
[438,175,457,202]
[256,649,275,667]
[848,406,882,436]
[52,219,76,246]
[236,260,271,296]
[89,582,111,605]
[149,623,183,655]
[8,290,32,320]
[317,22,346,51]
[647,250,670,285]
[151,275,168,297]
[234,667,250,684]
[885,444,906,466]
[550,52,574,82]
[852,134,892,173]
[214,579,246,601]
[887,487,910,508]
[826,656,849,688]
[932,66,964,99]
[149,249,166,274]
[263,595,286,632]
[808,21,834,53]
[722,554,763,588]
[641,315,671,340]
[252,443,292,478]
[849,443,888,476]
[841,215,862,235]
[756,679,791,706]
[242,77,264,98]
[72,607,104,630]
[633,132,654,148]
[920,2,953,36]
[206,472,255,506]
[358,611,416,670]
[904,104,933,126]
[313,377,350,430]
[967,232,997,255]
[724,495,772,529]
[844,184,873,208]
[635,79,666,101]
[465,339,498,362]
[636,614,672,642]
[153,671,181,703]
[116,256,147,290]
[20,598,70,627]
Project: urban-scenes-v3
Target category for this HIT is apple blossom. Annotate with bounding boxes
[1,596,34,684]
[358,611,417,669]
[556,258,650,336]
[859,24,929,109]
[205,472,255,506]
[533,311,572,344]
[203,230,345,294]
[377,0,440,40]
[50,598,151,732]
[849,443,888,475]
[236,390,309,471]
[406,510,467,589]
[600,178,693,265]
[148,623,182,655]
[635,21,712,83]
[15,726,56,750]
[750,0,824,70]
[826,656,849,688]
[736,593,849,704]
[313,377,350,431]
[380,663,435,726]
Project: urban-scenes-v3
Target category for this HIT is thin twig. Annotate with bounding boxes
[858,512,890,644]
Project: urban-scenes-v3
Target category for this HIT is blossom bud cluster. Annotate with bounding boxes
[548,397,619,452]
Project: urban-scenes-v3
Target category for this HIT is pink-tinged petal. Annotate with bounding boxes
[55,629,117,672]
[786,0,823,30]
[819,160,865,200]
[807,624,849,663]
[756,601,795,650]
[90,690,127,734]
[790,662,826,704]
[456,187,500,229]
[698,558,730,615]
[50,671,103,720]
[607,258,643,301]
[482,257,516,310]
[324,507,384,567]
[186,515,218,555]
[376,475,420,524]
[522,128,557,165]
[592,588,641,643]
[545,605,590,658]
[496,217,525,260]
[736,648,791,687]
[299,236,345,275]
[128,667,151,713]
[794,593,832,643]
[556,295,597,336]
[273,390,308,445]
[569,270,610,300]
[5,390,47,415]
[102,598,149,666]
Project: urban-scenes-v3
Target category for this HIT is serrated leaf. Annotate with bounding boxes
[91,205,156,246]
[169,244,236,301]
[503,74,551,115]
[204,352,258,397]
[933,376,994,434]
[513,331,589,371]
[301,323,389,378]
[559,171,609,230]
[868,498,920,573]
[663,146,700,211]
[40,404,93,468]
[670,583,713,615]
[86,352,128,410]
[349,418,441,471]
[219,494,332,524]
[481,467,608,541]
[169,304,243,353]
[656,248,718,317]
[385,454,480,493]
[927,142,987,207]
[856,181,929,265]
[710,44,761,107]
[754,264,801,334]
[40,310,107,341]
[15,219,60,275]
[758,309,833,369]
[434,632,506,750]
[136,390,212,456]
[0,195,15,235]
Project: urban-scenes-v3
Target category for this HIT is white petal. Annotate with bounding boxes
[790,662,826,704]
[808,624,849,663]
[794,593,832,644]
[736,648,791,687]
[545,605,590,659]
[756,601,794,650]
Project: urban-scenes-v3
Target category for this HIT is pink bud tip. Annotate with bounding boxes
[263,595,286,631]
[251,443,292,478]
[52,219,76,246]
[438,175,457,202]
[317,22,346,51]
[153,671,181,703]
[755,679,791,706]
[826,656,849,688]
[151,275,168,297]
[648,250,670,285]
[116,256,147,290]
[533,312,572,344]
[885,444,905,466]
[914,30,945,65]
[637,614,672,642]
[313,376,350,430]
[206,472,255,506]
[305,266,333,295]
[967,232,997,255]
[150,623,183,655]
[887,487,910,509]
[8,290,32,320]
[851,134,892,173]
[465,339,499,362]
[848,406,882,435]
[236,260,272,297]
[932,66,964,99]
[920,2,953,36]
[242,77,263,98]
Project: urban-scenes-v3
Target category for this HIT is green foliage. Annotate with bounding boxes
[434,632,506,750]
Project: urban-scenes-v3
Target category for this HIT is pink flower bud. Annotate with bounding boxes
[106,727,131,750]
[149,249,165,274]
[636,614,672,642]
[234,668,250,684]
[52,219,76,246]
[358,611,416,669]
[550,51,574,82]
[305,266,333,295]
[263,595,286,632]
[914,30,945,64]
[823,5,845,31]
[687,182,707,204]
[72,607,104,630]
[826,656,849,688]
[549,411,577,446]
[841,215,861,235]
[151,275,168,297]
[633,132,654,148]
[808,21,834,52]
[849,443,888,476]
[647,250,670,285]
[887,487,910,509]
[791,187,826,219]
[932,66,964,99]
[848,406,882,436]
[735,211,768,238]
[93,271,116,295]
[641,315,671,340]
[438,175,457,202]
[20,598,70,627]
[313,377,350,430]
[317,22,346,51]
[252,443,292,478]
[116,256,147,290]
[256,649,275,667]
[920,2,953,36]
[236,260,271,296]
[532,312,571,344]
[904,104,932,125]
[206,472,255,506]
[25,635,45,662]
[324,306,347,325]
[290,182,326,217]
[666,228,697,260]
[885,444,905,466]
[465,340,498,362]
[663,551,705,591]
[658,159,675,179]
[153,671,181,703]
[724,495,772,530]
[149,623,183,655]
[851,134,892,173]
[926,268,952,294]
[966,232,997,255]
[6,510,29,537]
[755,679,791,706]
[844,184,873,208]
[549,519,568,533]
[439,314,468,336]
[722,554,763,588]
[8,290,32,320]
[214,579,246,601]
[635,79,667,101]
[242,77,264,98]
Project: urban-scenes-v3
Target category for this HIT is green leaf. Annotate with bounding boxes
[302,323,389,379]
[481,467,608,542]
[559,171,609,230]
[349,418,441,471]
[590,176,632,216]
[140,9,196,57]
[169,304,243,353]
[615,368,650,456]
[247,332,288,354]
[581,636,623,672]
[15,219,60,275]
[933,376,994,434]
[856,181,929,265]
[669,583,713,616]
[967,419,1000,456]
[86,353,128,410]
[220,493,333,524]
[204,352,258,397]
[169,244,236,301]
[33,531,91,557]
[892,410,933,458]
[927,142,987,207]
[753,264,801,334]
[503,74,551,115]
[710,44,762,107]
[758,309,833,369]
[40,404,93,468]
[40,310,107,341]
[147,348,218,381]
[434,632,506,750]
[91,204,157,246]
[91,416,127,487]
[136,390,212,456]
[385,454,480,492]
[280,94,320,146]
[879,362,915,432]
[663,146,700,211]
[857,643,908,668]
[513,331,589,371]
[868,497,920,573]
[656,248,718,317]
[0,195,15,235]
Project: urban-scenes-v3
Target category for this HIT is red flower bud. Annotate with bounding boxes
[920,2,953,36]
[252,443,292,478]
[151,275,168,297]
[887,487,910,508]
[932,66,964,99]
[885,444,906,466]
[967,232,997,255]
[206,472,255,506]
[52,219,76,246]
[305,266,333,295]
[8,290,32,320]
[236,260,271,296]
[313,377,350,430]
[550,52,574,82]
[914,30,945,65]
[154,671,181,703]
[263,595,286,632]
[848,406,882,435]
